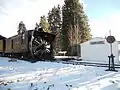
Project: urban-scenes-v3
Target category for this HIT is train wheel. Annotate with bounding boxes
[30,31,51,59]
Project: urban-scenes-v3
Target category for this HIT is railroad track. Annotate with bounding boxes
[60,60,120,68]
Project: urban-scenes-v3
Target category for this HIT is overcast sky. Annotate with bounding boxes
[0,0,120,41]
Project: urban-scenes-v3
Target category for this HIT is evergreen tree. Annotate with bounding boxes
[48,5,62,55]
[61,0,91,52]
[80,14,91,43]
[17,21,27,34]
[39,16,51,33]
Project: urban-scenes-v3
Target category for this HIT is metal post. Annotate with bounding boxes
[109,30,113,55]
[110,44,112,55]
[108,56,110,70]
[105,30,118,72]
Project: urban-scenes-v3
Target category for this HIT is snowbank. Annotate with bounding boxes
[0,57,120,90]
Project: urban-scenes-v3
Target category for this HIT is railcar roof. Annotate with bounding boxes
[0,35,6,39]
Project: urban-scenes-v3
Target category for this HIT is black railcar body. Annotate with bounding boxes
[0,29,55,61]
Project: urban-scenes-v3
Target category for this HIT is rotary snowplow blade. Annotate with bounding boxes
[29,30,55,60]
[33,31,55,43]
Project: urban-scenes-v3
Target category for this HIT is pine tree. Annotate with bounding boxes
[80,14,91,43]
[39,16,51,33]
[17,21,27,34]
[48,5,62,55]
[61,0,91,53]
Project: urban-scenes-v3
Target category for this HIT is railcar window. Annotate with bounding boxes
[11,40,13,49]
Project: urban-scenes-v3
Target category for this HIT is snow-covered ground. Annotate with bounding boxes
[0,57,120,90]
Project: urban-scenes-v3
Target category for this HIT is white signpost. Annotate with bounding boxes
[106,31,118,72]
